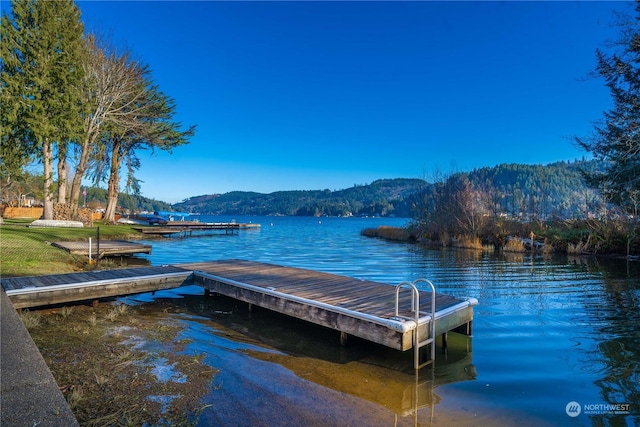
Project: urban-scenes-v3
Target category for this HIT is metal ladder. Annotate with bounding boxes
[394,279,436,370]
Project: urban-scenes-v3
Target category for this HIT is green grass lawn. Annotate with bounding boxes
[0,220,145,276]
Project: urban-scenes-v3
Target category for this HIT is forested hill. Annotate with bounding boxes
[454,160,605,220]
[173,178,424,217]
[173,160,603,218]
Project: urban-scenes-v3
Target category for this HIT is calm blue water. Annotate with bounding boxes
[128,215,639,426]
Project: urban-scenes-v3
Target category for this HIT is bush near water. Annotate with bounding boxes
[362,218,639,257]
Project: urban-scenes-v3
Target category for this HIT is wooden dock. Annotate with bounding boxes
[1,266,191,309]
[51,240,152,257]
[1,260,477,366]
[134,222,260,237]
[185,260,476,354]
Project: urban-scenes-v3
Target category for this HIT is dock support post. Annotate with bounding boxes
[96,227,100,268]
[340,331,348,347]
[441,332,448,354]
[204,288,210,297]
[453,320,473,336]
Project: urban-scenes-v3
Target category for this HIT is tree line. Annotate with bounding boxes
[174,166,605,220]
[174,179,422,217]
[0,0,194,223]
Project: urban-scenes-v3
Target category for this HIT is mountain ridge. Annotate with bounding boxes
[172,160,602,219]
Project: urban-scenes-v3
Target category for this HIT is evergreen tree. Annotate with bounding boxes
[0,0,85,219]
[578,1,640,215]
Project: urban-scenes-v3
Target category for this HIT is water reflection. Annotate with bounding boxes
[118,216,640,425]
[124,286,476,426]
[578,259,640,426]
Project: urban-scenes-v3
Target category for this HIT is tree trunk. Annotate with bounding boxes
[104,172,119,223]
[42,139,54,220]
[103,141,122,223]
[57,147,68,204]
[70,125,98,218]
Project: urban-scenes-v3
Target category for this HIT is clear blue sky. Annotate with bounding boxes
[74,1,627,203]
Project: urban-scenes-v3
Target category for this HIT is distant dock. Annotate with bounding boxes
[134,221,260,237]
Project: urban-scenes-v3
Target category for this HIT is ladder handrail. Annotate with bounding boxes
[394,278,437,370]
[413,278,436,367]
[394,281,417,318]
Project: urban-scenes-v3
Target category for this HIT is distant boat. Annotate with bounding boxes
[117,217,148,225]
[118,214,168,226]
[156,211,191,221]
[156,211,191,218]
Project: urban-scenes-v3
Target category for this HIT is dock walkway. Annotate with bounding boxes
[1,260,477,424]
[51,240,152,257]
[1,259,476,353]
[2,266,191,309]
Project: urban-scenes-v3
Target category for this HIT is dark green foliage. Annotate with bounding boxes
[408,160,639,255]
[1,0,85,144]
[577,1,640,214]
[533,219,639,255]
[1,0,86,218]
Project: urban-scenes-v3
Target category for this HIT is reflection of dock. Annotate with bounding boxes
[248,333,475,418]
[134,222,260,237]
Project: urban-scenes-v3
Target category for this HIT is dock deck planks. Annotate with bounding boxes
[185,259,477,352]
[51,240,152,257]
[1,266,192,309]
[1,259,477,358]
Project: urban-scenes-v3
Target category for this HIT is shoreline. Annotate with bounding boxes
[362,225,639,259]
[14,289,512,426]
[22,300,216,425]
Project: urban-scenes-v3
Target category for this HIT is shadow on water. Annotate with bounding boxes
[125,286,477,424]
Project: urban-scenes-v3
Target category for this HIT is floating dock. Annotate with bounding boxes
[1,260,476,367]
[51,240,152,257]
[1,266,191,309]
[186,260,476,358]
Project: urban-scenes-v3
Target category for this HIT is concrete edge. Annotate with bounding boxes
[1,288,79,426]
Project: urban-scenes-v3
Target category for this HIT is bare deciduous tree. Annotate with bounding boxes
[69,35,145,218]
